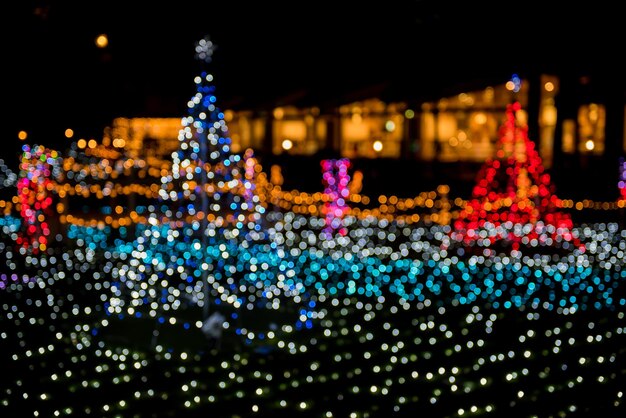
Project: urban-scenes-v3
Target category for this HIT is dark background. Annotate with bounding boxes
[3,1,623,158]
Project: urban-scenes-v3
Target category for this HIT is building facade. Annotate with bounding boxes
[106,73,624,174]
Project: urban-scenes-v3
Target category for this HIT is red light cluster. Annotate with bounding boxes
[451,102,582,251]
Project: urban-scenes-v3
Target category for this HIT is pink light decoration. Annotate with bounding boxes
[321,158,351,238]
[618,157,626,200]
[16,144,57,254]
[450,102,582,251]
[243,148,257,208]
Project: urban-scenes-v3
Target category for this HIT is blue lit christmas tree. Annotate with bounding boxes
[160,36,264,238]
[108,36,267,328]
[157,36,266,318]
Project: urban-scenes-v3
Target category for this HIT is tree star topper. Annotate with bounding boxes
[195,36,216,63]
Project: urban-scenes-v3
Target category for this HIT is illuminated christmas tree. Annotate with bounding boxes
[113,36,267,323]
[449,102,582,251]
[159,36,264,238]
[16,144,60,254]
[321,158,351,238]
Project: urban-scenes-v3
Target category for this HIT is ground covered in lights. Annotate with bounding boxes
[2,213,626,417]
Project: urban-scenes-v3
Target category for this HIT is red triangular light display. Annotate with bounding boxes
[449,102,583,251]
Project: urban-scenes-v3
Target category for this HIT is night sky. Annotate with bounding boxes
[4,1,622,155]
